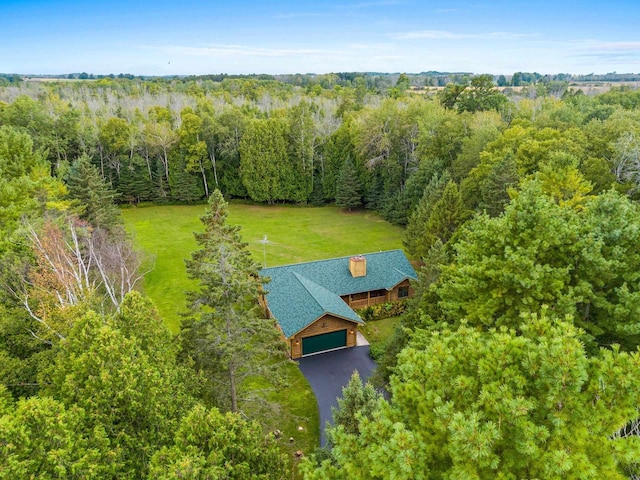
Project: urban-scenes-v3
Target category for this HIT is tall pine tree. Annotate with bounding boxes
[335,157,362,212]
[65,154,122,231]
[180,190,282,412]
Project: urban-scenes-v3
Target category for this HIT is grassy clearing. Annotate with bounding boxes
[244,360,319,475]
[122,203,404,332]
[360,315,404,348]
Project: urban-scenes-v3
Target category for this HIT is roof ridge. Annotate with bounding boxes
[260,249,404,271]
[391,265,418,279]
[292,272,325,312]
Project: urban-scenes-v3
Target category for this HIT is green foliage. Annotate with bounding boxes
[179,107,211,197]
[475,152,519,216]
[0,126,66,245]
[148,404,289,479]
[403,173,455,259]
[436,180,640,349]
[321,123,356,201]
[357,301,407,322]
[65,154,122,230]
[404,171,449,247]
[458,74,508,113]
[1,76,639,226]
[451,113,502,181]
[421,181,468,248]
[240,117,294,203]
[330,371,381,438]
[439,75,507,114]
[335,157,362,211]
[305,315,640,479]
[43,292,196,477]
[0,126,69,401]
[168,153,204,202]
[0,396,117,479]
[181,190,284,412]
[6,78,640,479]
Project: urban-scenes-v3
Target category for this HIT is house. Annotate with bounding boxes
[259,250,417,359]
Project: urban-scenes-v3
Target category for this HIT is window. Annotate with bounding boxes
[370,289,386,298]
[398,286,409,298]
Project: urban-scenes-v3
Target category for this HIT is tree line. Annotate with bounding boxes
[2,75,639,224]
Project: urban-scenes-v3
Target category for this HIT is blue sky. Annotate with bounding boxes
[1,0,639,75]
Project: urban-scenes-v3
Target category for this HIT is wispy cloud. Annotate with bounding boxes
[391,30,537,40]
[565,39,640,66]
[143,40,412,60]
[347,42,395,50]
[572,40,640,51]
[571,52,640,66]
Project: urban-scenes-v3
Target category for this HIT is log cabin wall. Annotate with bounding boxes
[341,280,415,309]
[290,314,358,359]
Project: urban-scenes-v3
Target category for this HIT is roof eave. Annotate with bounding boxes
[286,311,363,339]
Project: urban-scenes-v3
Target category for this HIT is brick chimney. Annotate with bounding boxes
[349,255,366,277]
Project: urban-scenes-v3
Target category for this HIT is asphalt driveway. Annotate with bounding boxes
[297,345,377,446]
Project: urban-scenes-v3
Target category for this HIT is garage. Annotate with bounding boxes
[302,329,347,356]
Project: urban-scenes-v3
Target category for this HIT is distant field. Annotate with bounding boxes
[122,203,405,332]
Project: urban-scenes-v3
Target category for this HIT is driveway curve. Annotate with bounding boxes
[297,345,377,446]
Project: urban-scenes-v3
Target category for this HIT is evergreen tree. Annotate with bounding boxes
[303,315,640,479]
[167,154,203,202]
[363,169,384,211]
[239,117,290,203]
[43,292,196,478]
[335,157,362,212]
[422,181,469,248]
[329,371,381,437]
[477,153,519,216]
[180,190,283,412]
[116,157,157,204]
[322,124,356,202]
[436,180,640,349]
[403,172,451,258]
[148,404,289,479]
[0,395,118,478]
[65,154,122,230]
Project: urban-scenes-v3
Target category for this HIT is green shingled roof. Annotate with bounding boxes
[260,250,416,338]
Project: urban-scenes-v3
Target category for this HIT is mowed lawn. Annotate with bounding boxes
[122,203,405,333]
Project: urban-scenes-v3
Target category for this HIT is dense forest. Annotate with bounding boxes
[1,74,640,478]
